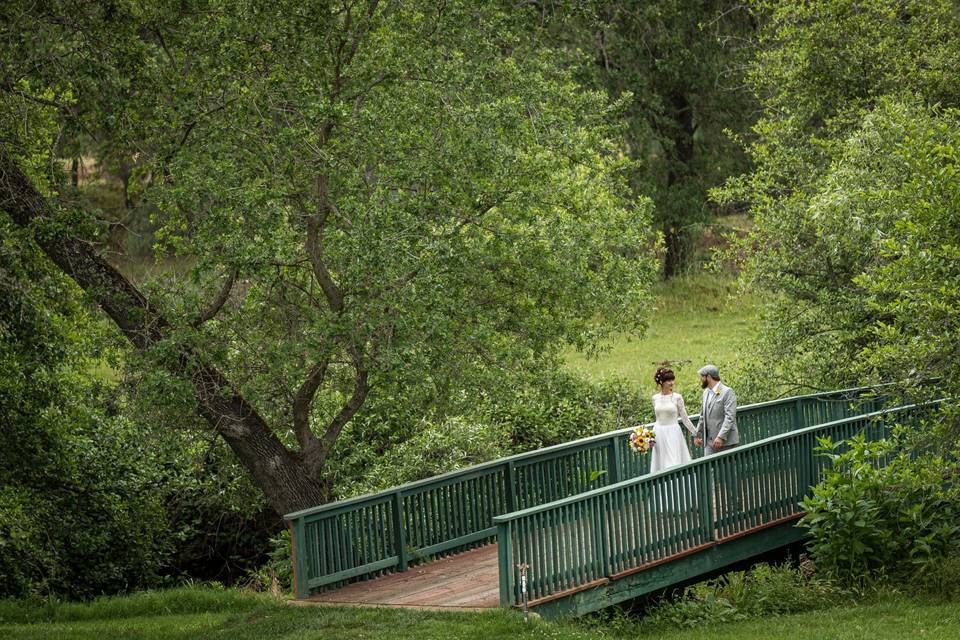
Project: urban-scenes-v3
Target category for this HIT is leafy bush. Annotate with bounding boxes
[326,368,646,498]
[0,224,170,598]
[799,433,960,583]
[915,555,960,599]
[242,530,293,595]
[643,562,846,629]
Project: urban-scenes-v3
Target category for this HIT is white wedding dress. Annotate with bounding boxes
[650,393,697,473]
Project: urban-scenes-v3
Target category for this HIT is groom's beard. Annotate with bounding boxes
[701,379,709,389]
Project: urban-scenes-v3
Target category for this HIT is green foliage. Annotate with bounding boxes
[0,221,169,598]
[337,415,512,497]
[915,556,960,600]
[0,217,278,597]
[1,0,660,515]
[327,368,645,498]
[640,562,846,629]
[544,1,757,275]
[475,371,645,450]
[719,0,960,413]
[242,530,293,595]
[799,432,960,583]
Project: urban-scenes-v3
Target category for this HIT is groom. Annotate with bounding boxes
[693,364,739,455]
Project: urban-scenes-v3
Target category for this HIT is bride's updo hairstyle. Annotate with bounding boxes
[654,367,675,388]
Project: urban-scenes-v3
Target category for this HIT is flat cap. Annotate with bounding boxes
[698,364,720,380]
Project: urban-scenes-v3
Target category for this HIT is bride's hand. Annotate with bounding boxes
[693,436,702,447]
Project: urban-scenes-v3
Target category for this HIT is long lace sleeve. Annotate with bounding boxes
[675,394,697,435]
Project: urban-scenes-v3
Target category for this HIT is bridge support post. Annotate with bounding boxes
[291,517,310,598]
[700,463,715,542]
[392,491,408,572]
[497,521,515,607]
[607,436,621,485]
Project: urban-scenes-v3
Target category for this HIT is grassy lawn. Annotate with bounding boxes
[564,272,762,392]
[3,587,957,640]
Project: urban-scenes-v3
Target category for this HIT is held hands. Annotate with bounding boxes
[693,436,724,449]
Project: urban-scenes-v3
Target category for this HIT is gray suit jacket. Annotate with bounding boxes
[698,383,739,447]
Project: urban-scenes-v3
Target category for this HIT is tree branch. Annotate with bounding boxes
[0,149,326,515]
[292,357,328,464]
[306,173,345,313]
[321,359,370,453]
[192,268,237,327]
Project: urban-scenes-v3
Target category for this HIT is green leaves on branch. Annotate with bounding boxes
[799,428,960,583]
[718,0,960,418]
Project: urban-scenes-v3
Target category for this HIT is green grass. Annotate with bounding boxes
[565,272,762,392]
[3,587,958,639]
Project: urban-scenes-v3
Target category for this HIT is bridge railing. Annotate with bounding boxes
[285,386,887,597]
[492,401,936,607]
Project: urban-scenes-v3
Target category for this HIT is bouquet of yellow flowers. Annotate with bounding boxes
[628,425,655,454]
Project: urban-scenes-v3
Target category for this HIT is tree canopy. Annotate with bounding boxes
[1,0,657,514]
[719,0,960,419]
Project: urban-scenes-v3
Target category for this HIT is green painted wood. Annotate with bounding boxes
[413,527,497,558]
[291,517,309,599]
[497,521,514,606]
[307,555,400,589]
[391,491,407,572]
[530,519,806,619]
[494,401,934,613]
[286,386,896,596]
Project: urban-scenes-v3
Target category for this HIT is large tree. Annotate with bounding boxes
[718,0,960,407]
[1,1,656,514]
[547,1,758,276]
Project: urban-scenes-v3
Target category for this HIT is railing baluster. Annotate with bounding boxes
[392,491,407,572]
[608,435,621,485]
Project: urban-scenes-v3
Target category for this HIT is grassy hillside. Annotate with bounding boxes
[565,272,762,396]
[2,587,957,639]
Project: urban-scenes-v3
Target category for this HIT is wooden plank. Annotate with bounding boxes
[413,527,496,558]
[306,544,499,609]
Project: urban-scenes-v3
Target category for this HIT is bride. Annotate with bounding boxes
[650,366,697,473]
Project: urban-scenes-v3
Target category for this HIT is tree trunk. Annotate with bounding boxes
[663,227,687,279]
[0,149,328,516]
[664,88,696,279]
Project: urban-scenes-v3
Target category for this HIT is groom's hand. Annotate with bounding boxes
[693,437,702,447]
[712,437,724,450]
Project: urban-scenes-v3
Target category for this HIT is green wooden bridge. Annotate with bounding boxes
[284,387,930,616]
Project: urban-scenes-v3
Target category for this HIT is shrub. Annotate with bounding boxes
[915,555,960,599]
[799,433,960,583]
[643,562,845,629]
[242,530,293,595]
[0,228,170,598]
[327,368,646,498]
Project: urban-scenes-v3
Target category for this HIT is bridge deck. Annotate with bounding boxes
[303,544,500,610]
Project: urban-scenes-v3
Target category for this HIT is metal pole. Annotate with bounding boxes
[519,563,529,622]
